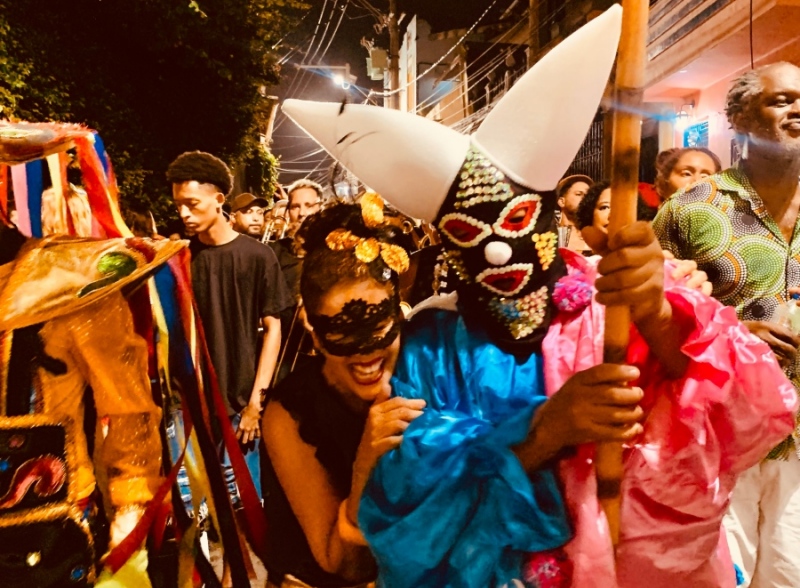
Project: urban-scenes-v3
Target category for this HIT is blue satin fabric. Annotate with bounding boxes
[360,309,571,588]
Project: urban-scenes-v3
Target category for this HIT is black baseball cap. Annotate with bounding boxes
[230,193,268,213]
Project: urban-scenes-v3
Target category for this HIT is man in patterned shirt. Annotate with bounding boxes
[654,61,800,587]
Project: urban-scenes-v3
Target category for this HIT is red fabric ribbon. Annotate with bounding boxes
[74,136,122,238]
[0,165,8,223]
[169,255,269,556]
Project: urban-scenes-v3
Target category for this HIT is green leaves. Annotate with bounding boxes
[0,0,304,224]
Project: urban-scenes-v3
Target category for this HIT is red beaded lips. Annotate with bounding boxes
[476,264,533,296]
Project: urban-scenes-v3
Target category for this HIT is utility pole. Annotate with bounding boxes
[528,0,539,69]
[388,0,400,109]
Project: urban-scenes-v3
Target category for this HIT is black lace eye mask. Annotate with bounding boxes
[308,296,401,357]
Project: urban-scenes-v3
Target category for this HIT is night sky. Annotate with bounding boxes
[271,0,510,185]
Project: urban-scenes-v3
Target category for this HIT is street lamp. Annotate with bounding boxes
[674,100,695,133]
[297,63,357,90]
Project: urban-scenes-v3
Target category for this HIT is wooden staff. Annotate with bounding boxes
[596,0,650,548]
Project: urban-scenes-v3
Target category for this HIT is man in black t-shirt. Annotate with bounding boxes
[167,151,291,586]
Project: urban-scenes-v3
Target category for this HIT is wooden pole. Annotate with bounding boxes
[596,0,650,548]
[388,0,400,110]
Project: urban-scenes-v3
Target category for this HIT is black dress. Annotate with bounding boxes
[262,358,372,587]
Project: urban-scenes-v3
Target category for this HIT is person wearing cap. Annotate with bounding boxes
[556,174,593,254]
[230,192,269,239]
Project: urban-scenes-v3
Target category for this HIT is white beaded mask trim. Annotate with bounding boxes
[476,263,533,297]
[439,212,492,248]
[492,194,542,239]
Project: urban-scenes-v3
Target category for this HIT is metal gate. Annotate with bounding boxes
[565,111,605,181]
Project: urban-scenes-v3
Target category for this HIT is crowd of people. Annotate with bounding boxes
[267,38,800,587]
[2,6,800,588]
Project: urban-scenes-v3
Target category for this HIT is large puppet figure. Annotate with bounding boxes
[282,6,797,587]
[0,231,182,587]
[0,123,185,587]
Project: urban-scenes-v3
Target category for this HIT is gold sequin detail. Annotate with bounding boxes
[443,249,471,283]
[380,243,410,274]
[487,285,549,339]
[325,228,361,251]
[38,292,163,508]
[323,196,410,275]
[355,238,381,263]
[360,192,385,228]
[532,232,557,271]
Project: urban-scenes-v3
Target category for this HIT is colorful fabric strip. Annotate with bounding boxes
[25,159,44,238]
[10,164,31,236]
[92,132,110,181]
[74,136,131,238]
[168,255,256,586]
[0,165,7,222]
[45,153,68,236]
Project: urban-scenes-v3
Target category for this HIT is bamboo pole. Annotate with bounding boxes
[596,0,650,548]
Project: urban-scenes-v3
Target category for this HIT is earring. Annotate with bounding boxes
[432,251,449,295]
[741,135,749,160]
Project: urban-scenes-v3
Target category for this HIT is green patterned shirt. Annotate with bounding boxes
[653,165,800,459]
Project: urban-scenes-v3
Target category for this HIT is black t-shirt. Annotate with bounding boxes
[190,234,292,415]
[269,237,302,302]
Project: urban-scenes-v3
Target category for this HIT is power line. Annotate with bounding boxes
[413,17,521,114]
[418,0,583,126]
[371,0,502,99]
[306,0,341,65]
[318,0,351,63]
[303,0,331,65]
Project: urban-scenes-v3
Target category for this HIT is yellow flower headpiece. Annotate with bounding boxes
[325,192,410,275]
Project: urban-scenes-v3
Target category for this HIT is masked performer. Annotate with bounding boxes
[282,6,797,587]
[0,221,182,587]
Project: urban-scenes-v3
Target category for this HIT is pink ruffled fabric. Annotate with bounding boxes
[542,249,798,588]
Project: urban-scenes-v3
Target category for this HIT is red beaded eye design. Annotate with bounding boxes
[493,194,541,239]
[438,213,492,248]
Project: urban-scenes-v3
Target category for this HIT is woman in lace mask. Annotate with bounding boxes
[261,196,421,588]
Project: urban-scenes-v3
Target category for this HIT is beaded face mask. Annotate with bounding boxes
[308,295,401,357]
[436,146,565,342]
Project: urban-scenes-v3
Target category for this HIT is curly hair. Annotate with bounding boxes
[575,180,657,230]
[295,203,410,315]
[576,180,610,230]
[166,151,233,196]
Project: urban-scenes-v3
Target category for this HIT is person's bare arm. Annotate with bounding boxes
[262,402,377,580]
[742,321,800,368]
[237,315,281,443]
[256,315,282,395]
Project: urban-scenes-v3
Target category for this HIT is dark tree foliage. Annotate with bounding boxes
[0,0,303,223]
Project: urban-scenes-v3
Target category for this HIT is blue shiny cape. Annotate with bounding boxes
[359,309,571,588]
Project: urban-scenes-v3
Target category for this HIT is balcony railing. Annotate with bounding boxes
[647,0,735,60]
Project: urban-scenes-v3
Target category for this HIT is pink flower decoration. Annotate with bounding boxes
[553,271,593,313]
[522,547,573,587]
